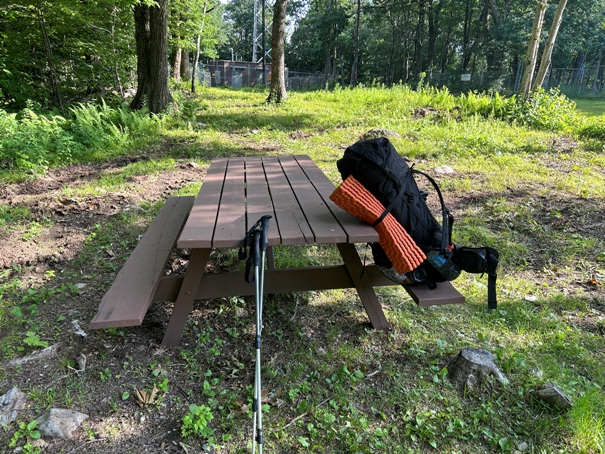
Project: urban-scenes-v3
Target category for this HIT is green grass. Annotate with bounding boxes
[1,86,604,453]
[574,98,605,116]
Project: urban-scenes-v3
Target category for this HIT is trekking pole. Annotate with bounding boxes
[239,216,271,454]
[258,215,272,324]
[254,215,272,454]
[250,229,263,454]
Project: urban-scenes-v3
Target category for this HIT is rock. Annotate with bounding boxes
[71,320,87,339]
[76,353,87,373]
[8,343,61,367]
[36,408,89,440]
[361,128,401,140]
[535,384,573,410]
[447,348,509,389]
[30,438,48,450]
[0,387,27,425]
[433,165,455,175]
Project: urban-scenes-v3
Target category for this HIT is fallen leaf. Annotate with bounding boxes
[134,384,159,407]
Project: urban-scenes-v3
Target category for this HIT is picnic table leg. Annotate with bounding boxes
[161,248,212,346]
[337,243,392,330]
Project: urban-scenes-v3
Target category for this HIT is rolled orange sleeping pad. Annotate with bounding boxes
[330,175,426,274]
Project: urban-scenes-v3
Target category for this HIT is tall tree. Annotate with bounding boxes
[413,0,427,79]
[267,0,289,103]
[191,0,222,93]
[519,0,547,97]
[532,0,568,90]
[130,0,172,113]
[349,0,361,86]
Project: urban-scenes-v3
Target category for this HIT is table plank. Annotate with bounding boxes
[212,159,247,247]
[244,158,280,246]
[294,155,378,244]
[263,156,314,245]
[177,159,228,248]
[278,155,347,243]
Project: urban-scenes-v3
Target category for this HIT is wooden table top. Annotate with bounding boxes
[177,155,378,249]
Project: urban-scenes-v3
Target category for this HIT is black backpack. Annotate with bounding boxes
[336,137,499,309]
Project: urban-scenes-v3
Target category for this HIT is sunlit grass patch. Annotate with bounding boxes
[118,157,177,177]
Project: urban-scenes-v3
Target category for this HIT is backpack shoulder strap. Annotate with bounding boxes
[411,169,454,254]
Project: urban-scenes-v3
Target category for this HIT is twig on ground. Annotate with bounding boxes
[66,438,103,454]
[282,396,331,430]
[289,295,302,322]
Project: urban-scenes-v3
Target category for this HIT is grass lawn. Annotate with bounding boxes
[573,98,605,116]
[0,86,604,453]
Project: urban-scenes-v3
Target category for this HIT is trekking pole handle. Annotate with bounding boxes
[252,230,261,267]
[259,215,272,253]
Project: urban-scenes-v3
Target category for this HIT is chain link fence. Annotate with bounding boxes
[545,66,605,98]
[198,61,605,98]
[425,65,605,98]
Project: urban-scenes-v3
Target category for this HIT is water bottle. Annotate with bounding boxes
[426,250,461,281]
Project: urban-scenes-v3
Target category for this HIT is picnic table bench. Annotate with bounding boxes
[90,155,465,346]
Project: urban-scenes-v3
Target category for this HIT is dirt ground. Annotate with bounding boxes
[1,153,604,453]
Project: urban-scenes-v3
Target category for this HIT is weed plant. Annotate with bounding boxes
[0,102,162,180]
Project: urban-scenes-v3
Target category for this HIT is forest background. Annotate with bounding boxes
[2,0,605,112]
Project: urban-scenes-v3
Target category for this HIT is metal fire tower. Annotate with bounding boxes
[253,0,271,83]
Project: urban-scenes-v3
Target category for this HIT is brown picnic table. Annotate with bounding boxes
[90,155,464,346]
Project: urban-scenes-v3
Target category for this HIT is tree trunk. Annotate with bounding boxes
[488,0,502,26]
[519,0,547,97]
[462,0,472,71]
[413,0,427,79]
[191,2,209,94]
[130,0,172,113]
[35,1,63,112]
[593,49,603,91]
[350,0,361,87]
[148,0,172,113]
[181,51,191,80]
[173,47,182,82]
[323,0,333,87]
[532,0,567,91]
[427,0,441,75]
[266,0,289,103]
[130,4,150,111]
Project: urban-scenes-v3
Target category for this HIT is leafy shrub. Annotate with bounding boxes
[459,90,513,119]
[0,101,162,178]
[577,120,605,140]
[504,88,579,131]
[0,107,83,174]
[181,404,215,441]
[68,102,126,150]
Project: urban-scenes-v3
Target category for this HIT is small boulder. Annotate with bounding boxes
[0,387,27,425]
[448,348,509,389]
[433,165,455,175]
[535,384,573,410]
[361,129,401,140]
[36,408,89,440]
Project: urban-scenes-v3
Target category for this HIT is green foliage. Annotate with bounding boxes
[504,89,580,132]
[9,420,41,449]
[0,102,161,180]
[577,119,605,140]
[181,404,215,441]
[22,331,48,350]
